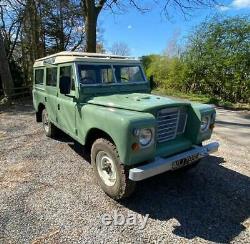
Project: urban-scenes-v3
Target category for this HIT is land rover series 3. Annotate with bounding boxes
[33,52,219,199]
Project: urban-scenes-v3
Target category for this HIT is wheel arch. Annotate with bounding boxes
[36,103,45,122]
[85,128,115,153]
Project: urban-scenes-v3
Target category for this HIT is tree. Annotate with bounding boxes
[110,41,130,56]
[184,16,250,103]
[0,29,14,100]
[141,54,186,90]
[44,0,85,53]
[1,0,85,86]
[80,0,104,52]
[0,3,14,101]
[80,0,219,53]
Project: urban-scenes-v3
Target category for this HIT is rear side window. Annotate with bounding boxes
[35,69,44,85]
[46,67,57,86]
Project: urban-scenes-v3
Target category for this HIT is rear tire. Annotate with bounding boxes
[91,138,136,200]
[42,108,57,138]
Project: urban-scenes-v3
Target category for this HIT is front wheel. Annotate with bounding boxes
[42,108,57,138]
[91,138,136,200]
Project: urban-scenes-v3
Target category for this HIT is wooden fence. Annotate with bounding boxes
[0,86,32,98]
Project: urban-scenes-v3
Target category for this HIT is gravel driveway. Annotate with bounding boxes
[0,100,250,244]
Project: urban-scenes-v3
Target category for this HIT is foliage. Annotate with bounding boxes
[142,16,250,104]
[141,54,187,90]
[184,16,250,103]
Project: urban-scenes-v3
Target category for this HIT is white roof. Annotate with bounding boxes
[34,51,139,67]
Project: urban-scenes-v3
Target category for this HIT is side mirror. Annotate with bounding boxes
[149,75,155,90]
[59,76,71,95]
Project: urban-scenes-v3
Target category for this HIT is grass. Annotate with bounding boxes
[153,88,250,111]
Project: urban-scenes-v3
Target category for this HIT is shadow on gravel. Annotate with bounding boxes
[53,130,91,162]
[121,156,250,243]
[216,120,250,128]
[0,102,34,116]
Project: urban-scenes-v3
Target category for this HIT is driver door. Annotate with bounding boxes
[57,64,77,136]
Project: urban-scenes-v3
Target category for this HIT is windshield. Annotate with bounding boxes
[77,64,146,85]
[113,65,145,83]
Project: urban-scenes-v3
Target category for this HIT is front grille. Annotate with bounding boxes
[156,107,187,143]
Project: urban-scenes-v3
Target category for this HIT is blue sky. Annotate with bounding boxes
[99,0,250,57]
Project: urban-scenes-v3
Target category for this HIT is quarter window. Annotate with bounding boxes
[46,67,57,86]
[35,69,44,85]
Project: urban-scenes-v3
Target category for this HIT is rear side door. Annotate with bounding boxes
[45,67,58,123]
[57,64,77,136]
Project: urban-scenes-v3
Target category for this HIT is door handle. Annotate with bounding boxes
[58,104,60,110]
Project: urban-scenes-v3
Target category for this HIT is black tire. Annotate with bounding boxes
[91,138,136,200]
[175,159,201,173]
[42,108,57,138]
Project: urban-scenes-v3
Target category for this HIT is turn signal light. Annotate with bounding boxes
[132,143,140,151]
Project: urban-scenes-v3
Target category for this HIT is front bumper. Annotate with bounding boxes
[129,141,219,181]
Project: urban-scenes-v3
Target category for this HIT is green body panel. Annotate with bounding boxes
[46,86,58,122]
[156,136,192,158]
[33,61,216,166]
[75,104,156,164]
[85,93,188,112]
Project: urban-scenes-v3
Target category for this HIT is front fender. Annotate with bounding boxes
[76,104,156,165]
[187,103,216,144]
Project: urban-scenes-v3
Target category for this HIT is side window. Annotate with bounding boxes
[35,69,44,85]
[60,66,75,91]
[46,67,57,86]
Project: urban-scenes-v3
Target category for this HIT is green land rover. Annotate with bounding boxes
[33,51,219,200]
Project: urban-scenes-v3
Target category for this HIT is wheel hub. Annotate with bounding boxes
[43,111,49,133]
[96,151,117,186]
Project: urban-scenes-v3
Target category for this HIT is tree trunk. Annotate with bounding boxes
[84,0,98,53]
[0,30,14,100]
[85,13,97,52]
[58,0,65,51]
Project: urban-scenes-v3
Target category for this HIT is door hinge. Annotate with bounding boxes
[75,128,78,135]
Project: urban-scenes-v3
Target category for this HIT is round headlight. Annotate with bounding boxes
[139,128,153,146]
[200,116,210,132]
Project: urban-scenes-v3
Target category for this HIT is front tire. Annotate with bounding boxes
[42,108,57,138]
[91,138,136,200]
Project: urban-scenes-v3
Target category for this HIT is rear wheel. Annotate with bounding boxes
[42,108,57,138]
[91,138,136,200]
